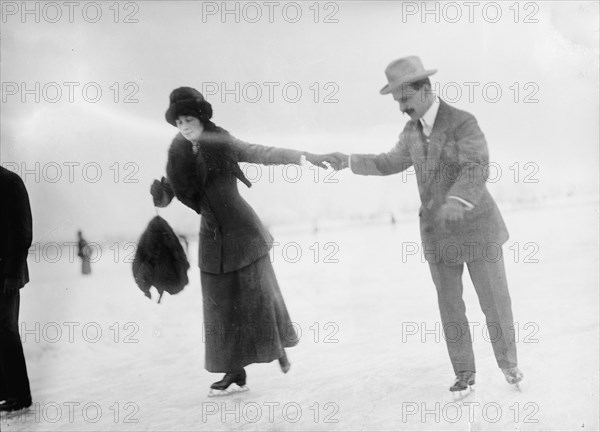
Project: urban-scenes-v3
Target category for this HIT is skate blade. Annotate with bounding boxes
[451,385,475,401]
[511,380,524,392]
[506,375,524,389]
[1,406,32,420]
[208,385,249,397]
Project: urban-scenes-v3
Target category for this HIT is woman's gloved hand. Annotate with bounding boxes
[150,177,172,207]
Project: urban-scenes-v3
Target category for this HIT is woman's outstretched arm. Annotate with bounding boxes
[230,136,330,168]
[230,136,303,165]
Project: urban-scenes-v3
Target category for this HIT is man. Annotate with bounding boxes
[326,56,523,392]
[0,166,33,412]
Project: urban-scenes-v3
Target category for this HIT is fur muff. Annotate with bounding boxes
[132,216,190,303]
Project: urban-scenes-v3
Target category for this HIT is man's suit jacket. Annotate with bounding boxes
[350,100,508,264]
[0,166,33,288]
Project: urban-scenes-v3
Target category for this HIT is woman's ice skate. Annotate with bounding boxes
[208,369,248,397]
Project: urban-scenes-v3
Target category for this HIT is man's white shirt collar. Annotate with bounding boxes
[419,96,440,137]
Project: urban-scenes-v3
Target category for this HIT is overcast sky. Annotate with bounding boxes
[1,1,598,241]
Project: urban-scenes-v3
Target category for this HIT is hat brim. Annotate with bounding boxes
[379,69,437,95]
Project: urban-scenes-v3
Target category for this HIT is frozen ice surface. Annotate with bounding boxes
[2,199,598,431]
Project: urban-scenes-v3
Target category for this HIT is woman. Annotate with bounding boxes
[151,87,330,395]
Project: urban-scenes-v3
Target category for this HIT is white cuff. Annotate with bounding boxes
[448,195,474,210]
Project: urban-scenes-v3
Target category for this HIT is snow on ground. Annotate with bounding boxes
[1,199,598,431]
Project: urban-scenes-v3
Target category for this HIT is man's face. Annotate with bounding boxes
[391,84,431,121]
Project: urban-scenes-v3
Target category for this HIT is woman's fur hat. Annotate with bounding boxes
[165,87,213,126]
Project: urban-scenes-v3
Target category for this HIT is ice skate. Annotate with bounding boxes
[450,371,475,400]
[0,398,33,420]
[208,369,249,397]
[1,405,32,420]
[501,366,524,390]
[0,398,32,413]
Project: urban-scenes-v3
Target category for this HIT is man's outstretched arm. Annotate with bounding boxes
[326,134,413,175]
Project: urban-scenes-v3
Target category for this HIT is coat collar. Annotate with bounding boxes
[430,99,453,137]
[420,96,440,135]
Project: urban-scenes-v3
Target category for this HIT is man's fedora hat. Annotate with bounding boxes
[380,56,437,95]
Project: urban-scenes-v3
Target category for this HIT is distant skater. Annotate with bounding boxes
[77,230,91,275]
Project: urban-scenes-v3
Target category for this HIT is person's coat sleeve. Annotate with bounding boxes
[229,136,304,165]
[350,132,413,175]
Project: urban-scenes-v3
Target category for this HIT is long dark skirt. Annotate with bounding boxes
[201,254,299,373]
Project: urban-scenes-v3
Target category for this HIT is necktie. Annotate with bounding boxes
[417,119,428,158]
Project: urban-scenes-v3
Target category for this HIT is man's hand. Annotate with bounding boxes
[436,200,466,231]
[2,277,19,296]
[322,152,349,170]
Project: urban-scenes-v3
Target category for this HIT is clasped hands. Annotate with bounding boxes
[304,152,349,170]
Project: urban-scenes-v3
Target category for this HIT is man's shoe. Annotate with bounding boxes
[0,398,32,412]
[450,371,476,392]
[501,366,524,385]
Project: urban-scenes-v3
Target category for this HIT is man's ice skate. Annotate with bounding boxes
[208,369,249,397]
[450,371,475,400]
[501,366,524,390]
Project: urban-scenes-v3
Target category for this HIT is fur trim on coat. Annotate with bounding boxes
[165,128,251,214]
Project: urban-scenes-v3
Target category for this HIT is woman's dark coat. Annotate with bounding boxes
[162,129,304,274]
[156,127,302,372]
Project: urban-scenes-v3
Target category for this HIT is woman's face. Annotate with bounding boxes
[176,115,203,142]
